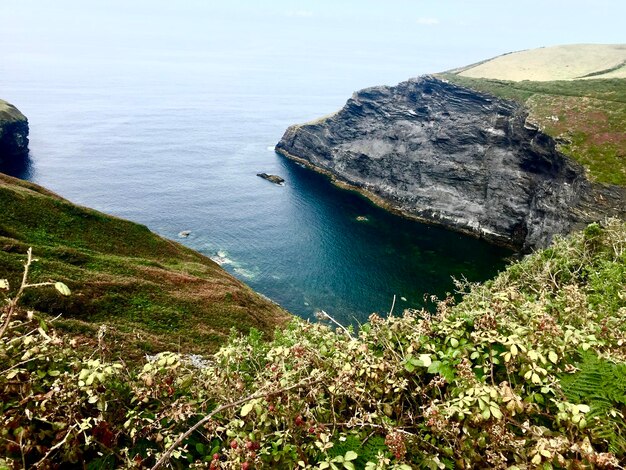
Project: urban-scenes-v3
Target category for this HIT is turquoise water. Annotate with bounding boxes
[0,5,513,325]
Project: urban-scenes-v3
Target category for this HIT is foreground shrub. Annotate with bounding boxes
[1,220,625,469]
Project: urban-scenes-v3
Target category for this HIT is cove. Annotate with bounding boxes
[203,152,513,325]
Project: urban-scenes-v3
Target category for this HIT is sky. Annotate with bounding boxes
[3,2,625,62]
[1,1,625,95]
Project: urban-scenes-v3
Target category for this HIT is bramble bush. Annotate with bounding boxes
[1,220,625,469]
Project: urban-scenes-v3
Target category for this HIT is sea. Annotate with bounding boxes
[1,7,512,325]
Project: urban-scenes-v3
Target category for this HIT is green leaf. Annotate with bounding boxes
[343,463,355,470]
[419,354,432,367]
[0,279,8,290]
[427,361,442,374]
[576,404,590,413]
[344,451,358,461]
[490,405,503,419]
[548,351,558,364]
[54,282,71,296]
[240,402,254,417]
[449,338,459,348]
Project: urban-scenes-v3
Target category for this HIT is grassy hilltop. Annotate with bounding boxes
[0,100,27,124]
[0,174,289,360]
[438,44,626,186]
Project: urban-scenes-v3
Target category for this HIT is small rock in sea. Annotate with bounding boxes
[178,230,191,238]
[257,173,285,185]
[401,296,407,302]
[356,215,369,222]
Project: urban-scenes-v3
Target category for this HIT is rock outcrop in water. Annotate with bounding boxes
[257,173,285,185]
[276,76,626,250]
[0,99,29,164]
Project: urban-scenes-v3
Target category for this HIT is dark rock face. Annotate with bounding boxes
[0,100,29,164]
[276,76,626,250]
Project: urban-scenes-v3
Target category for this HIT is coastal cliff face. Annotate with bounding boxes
[276,76,626,250]
[0,99,29,163]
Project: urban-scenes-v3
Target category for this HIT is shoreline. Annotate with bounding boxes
[275,146,520,252]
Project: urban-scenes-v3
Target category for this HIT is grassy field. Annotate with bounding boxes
[0,174,289,361]
[453,44,626,81]
[436,73,626,186]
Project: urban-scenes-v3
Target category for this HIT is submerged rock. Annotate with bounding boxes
[0,99,29,164]
[257,173,285,185]
[276,76,626,250]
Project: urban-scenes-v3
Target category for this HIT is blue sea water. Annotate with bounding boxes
[0,7,513,325]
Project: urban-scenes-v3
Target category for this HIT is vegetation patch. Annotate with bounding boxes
[437,74,626,186]
[1,220,624,468]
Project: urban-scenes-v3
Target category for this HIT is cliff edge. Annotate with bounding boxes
[0,99,29,163]
[276,75,626,250]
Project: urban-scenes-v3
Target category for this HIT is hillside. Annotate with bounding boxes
[0,100,27,124]
[451,44,626,81]
[0,173,289,360]
[2,220,624,468]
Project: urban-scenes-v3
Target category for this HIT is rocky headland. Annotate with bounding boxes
[0,99,29,163]
[276,75,626,250]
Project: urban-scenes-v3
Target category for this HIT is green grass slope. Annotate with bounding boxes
[437,73,626,186]
[0,100,26,125]
[0,173,289,360]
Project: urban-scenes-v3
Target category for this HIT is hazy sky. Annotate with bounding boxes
[2,1,625,92]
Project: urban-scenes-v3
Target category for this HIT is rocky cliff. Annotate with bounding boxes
[0,99,29,164]
[276,76,626,250]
